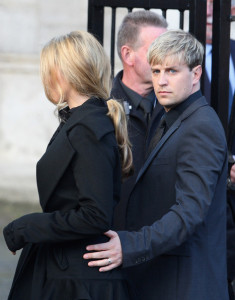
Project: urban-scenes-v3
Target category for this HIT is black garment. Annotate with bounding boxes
[139,98,153,124]
[163,90,202,130]
[111,70,164,230]
[146,114,166,157]
[146,91,202,157]
[139,98,153,115]
[3,98,133,300]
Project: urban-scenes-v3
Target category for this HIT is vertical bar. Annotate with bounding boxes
[110,7,116,78]
[162,10,166,18]
[87,0,105,44]
[189,0,206,44]
[211,0,231,134]
[189,0,206,94]
[179,10,184,29]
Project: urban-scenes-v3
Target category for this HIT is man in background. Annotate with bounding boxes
[111,10,167,229]
[204,0,235,112]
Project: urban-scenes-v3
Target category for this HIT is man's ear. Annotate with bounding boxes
[192,65,202,84]
[121,45,134,66]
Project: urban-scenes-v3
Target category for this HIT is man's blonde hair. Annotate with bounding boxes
[147,29,204,70]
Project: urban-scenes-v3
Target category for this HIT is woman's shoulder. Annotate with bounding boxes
[67,97,115,142]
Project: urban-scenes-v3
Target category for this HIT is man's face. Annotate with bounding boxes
[206,0,213,44]
[132,26,167,85]
[151,56,199,112]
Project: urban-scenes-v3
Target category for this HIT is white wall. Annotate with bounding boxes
[0,0,88,202]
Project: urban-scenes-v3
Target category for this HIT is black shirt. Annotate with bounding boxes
[164,90,202,132]
[119,78,156,112]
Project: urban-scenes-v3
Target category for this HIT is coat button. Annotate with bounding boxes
[141,257,146,262]
[135,257,146,264]
[135,258,141,264]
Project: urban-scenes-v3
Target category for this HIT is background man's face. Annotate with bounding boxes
[206,0,213,44]
[132,26,167,85]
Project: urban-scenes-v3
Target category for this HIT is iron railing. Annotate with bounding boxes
[87,0,232,134]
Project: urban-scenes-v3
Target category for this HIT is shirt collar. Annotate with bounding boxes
[164,90,202,130]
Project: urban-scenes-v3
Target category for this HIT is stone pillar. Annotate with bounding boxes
[0,0,88,202]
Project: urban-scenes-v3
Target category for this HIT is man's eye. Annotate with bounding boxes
[153,70,160,74]
[169,69,176,73]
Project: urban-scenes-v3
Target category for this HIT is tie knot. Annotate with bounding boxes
[139,98,153,114]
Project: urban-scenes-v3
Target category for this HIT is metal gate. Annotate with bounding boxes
[87,0,233,134]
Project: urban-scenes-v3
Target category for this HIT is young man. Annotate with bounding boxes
[111,10,167,229]
[84,30,229,300]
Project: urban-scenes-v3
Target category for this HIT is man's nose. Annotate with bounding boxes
[158,72,168,85]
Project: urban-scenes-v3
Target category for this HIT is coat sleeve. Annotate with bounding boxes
[3,126,119,252]
[118,112,228,268]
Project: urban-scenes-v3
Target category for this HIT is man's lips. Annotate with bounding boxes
[158,91,171,94]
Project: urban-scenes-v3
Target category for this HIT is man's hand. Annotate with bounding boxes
[230,164,235,183]
[83,230,123,272]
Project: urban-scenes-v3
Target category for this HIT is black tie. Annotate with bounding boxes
[139,98,153,122]
[146,114,166,156]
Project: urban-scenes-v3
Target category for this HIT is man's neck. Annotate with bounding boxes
[122,71,153,98]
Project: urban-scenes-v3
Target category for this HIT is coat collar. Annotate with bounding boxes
[135,96,209,184]
[36,124,75,210]
[65,97,112,140]
[112,71,148,126]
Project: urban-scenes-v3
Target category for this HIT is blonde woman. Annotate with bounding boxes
[3,31,133,300]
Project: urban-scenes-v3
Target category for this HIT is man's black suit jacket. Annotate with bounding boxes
[118,96,229,300]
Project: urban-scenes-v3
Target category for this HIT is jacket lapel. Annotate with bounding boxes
[136,120,180,183]
[135,96,209,184]
[36,124,75,210]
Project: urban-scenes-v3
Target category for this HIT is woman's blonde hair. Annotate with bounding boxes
[40,30,132,177]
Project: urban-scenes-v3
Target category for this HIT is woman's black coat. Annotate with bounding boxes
[3,98,130,300]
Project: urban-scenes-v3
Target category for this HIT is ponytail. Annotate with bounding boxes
[107,99,133,178]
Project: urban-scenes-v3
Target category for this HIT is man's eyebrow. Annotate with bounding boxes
[151,65,179,70]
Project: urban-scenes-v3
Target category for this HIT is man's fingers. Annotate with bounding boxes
[87,257,117,272]
[104,229,117,239]
[88,258,111,267]
[86,241,111,252]
[99,264,116,272]
[84,230,122,272]
[83,250,109,260]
